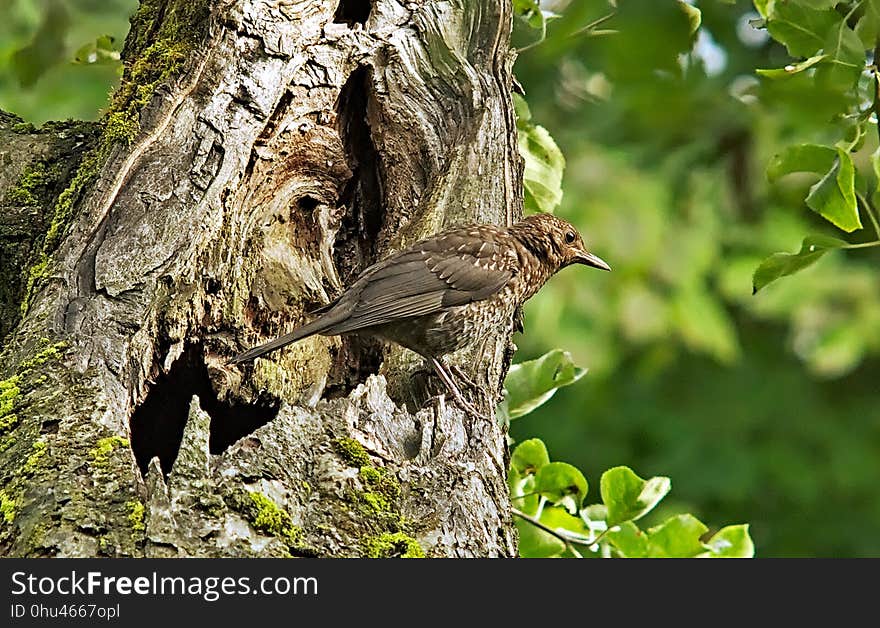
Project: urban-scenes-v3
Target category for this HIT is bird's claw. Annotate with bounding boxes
[448,364,479,392]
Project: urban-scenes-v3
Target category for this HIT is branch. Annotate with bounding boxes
[511,507,600,555]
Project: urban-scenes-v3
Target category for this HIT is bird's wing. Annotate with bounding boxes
[324,231,516,334]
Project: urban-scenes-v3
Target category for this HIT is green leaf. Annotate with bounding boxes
[856,1,880,48]
[600,466,671,527]
[540,505,592,539]
[516,516,566,558]
[534,462,588,514]
[73,34,121,65]
[516,505,592,558]
[805,148,862,232]
[766,143,836,183]
[513,91,532,122]
[645,514,708,558]
[678,1,701,36]
[581,503,607,524]
[698,524,755,558]
[870,147,880,210]
[499,349,586,420]
[512,0,546,49]
[510,438,550,476]
[514,94,565,214]
[764,3,839,58]
[813,22,864,92]
[756,54,827,79]
[752,235,847,293]
[605,521,650,558]
[796,0,845,7]
[513,0,544,29]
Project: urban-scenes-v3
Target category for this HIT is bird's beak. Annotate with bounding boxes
[575,250,611,271]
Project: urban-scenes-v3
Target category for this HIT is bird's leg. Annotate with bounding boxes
[430,357,484,419]
[448,363,479,392]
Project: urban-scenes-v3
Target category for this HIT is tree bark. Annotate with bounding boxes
[0,0,521,557]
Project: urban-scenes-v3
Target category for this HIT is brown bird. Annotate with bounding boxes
[230,213,610,415]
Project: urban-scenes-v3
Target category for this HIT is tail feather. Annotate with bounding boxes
[228,316,336,365]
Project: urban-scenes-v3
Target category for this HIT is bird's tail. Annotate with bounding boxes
[228,317,335,365]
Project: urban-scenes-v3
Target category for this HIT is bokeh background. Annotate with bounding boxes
[3,0,879,556]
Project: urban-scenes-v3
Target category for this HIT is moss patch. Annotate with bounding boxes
[362,532,425,558]
[110,0,209,139]
[0,376,21,433]
[333,436,372,467]
[18,0,209,316]
[12,121,35,134]
[126,500,146,533]
[0,490,17,524]
[357,465,401,515]
[247,492,304,549]
[89,436,130,467]
[6,161,61,206]
[19,341,68,370]
[22,440,47,475]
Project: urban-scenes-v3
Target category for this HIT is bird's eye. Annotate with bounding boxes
[564,231,576,244]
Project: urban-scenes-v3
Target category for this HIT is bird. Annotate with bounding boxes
[229,213,610,415]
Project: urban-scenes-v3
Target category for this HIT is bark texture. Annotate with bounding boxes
[0,0,522,557]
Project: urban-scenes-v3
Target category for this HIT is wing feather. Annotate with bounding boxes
[321,228,516,333]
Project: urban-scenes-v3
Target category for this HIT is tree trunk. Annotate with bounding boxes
[0,0,521,558]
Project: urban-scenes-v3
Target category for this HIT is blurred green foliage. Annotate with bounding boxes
[511,0,880,557]
[0,0,135,124]
[503,358,753,558]
[3,0,879,557]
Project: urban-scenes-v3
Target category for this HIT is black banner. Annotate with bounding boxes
[0,557,811,623]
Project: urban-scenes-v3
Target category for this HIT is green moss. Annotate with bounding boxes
[331,436,413,547]
[104,111,140,147]
[5,161,59,206]
[89,436,130,466]
[0,376,21,433]
[19,0,209,316]
[108,0,209,143]
[19,341,68,370]
[26,521,48,553]
[12,122,35,134]
[357,465,401,515]
[41,150,102,254]
[333,437,372,467]
[247,492,304,548]
[19,254,49,317]
[126,500,146,533]
[0,490,17,524]
[22,440,47,475]
[362,532,425,558]
[0,435,15,453]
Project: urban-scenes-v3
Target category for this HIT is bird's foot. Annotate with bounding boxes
[429,357,485,420]
[431,393,484,421]
[451,393,485,421]
[448,364,479,392]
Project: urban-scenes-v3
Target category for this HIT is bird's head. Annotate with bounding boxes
[513,213,610,273]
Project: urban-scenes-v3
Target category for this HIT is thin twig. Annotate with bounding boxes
[873,35,880,148]
[510,491,540,501]
[856,191,880,240]
[843,240,880,249]
[569,11,616,37]
[511,507,598,552]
